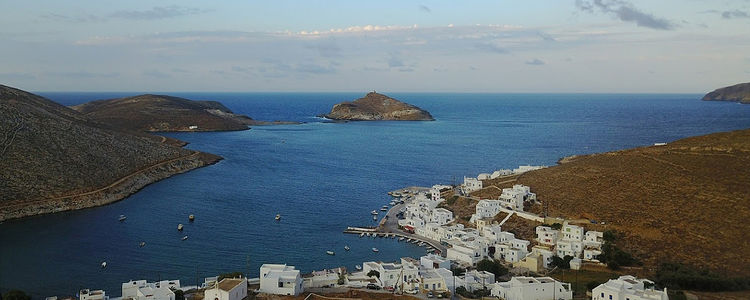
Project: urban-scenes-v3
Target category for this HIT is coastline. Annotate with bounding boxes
[0,151,221,222]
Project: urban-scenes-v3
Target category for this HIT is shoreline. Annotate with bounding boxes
[0,151,221,222]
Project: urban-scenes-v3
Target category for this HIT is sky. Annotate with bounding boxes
[1,0,749,93]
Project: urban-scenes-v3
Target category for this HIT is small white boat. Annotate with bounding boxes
[406,238,412,242]
[360,233,365,238]
[355,265,362,271]
[118,215,127,222]
[372,248,379,252]
[380,208,388,211]
[366,233,371,237]
[188,214,195,222]
[326,250,335,256]
[344,245,350,251]
[275,214,281,221]
[177,224,184,231]
[181,235,188,241]
[139,241,146,247]
[101,261,107,268]
[371,210,378,215]
[418,242,425,247]
[399,237,405,241]
[391,235,395,239]
[373,216,377,221]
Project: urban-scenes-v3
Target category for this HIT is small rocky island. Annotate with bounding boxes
[72,94,297,132]
[702,82,750,104]
[321,92,434,121]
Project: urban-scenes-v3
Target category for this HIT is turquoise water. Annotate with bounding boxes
[1,93,749,297]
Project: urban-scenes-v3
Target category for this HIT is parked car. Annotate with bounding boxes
[366,283,380,290]
[427,291,434,298]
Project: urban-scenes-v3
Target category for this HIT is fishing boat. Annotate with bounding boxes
[177,224,184,231]
[101,261,107,268]
[372,248,379,252]
[371,210,378,215]
[139,241,146,247]
[344,245,350,251]
[355,265,362,271]
[118,215,127,222]
[359,233,365,238]
[181,235,188,241]
[326,251,335,256]
[399,237,405,241]
[188,214,195,222]
[275,214,281,221]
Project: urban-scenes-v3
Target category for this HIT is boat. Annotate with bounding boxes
[188,214,195,222]
[118,215,127,222]
[366,233,370,237]
[360,233,365,238]
[355,265,362,271]
[101,261,107,268]
[380,207,388,211]
[372,248,379,252]
[177,224,184,231]
[399,237,405,241]
[373,216,377,221]
[371,210,378,215]
[181,235,188,241]
[139,241,146,247]
[391,235,395,239]
[418,242,425,247]
[344,245,350,251]
[390,201,396,206]
[275,214,281,221]
[326,251,335,255]
[406,238,412,242]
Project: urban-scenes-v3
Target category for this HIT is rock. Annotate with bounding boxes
[321,92,434,121]
[702,82,750,104]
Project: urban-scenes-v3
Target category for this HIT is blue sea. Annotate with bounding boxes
[1,93,749,297]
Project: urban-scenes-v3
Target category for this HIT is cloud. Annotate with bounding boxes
[721,10,750,19]
[475,42,509,54]
[109,5,211,20]
[576,0,675,30]
[525,58,545,65]
[419,5,431,13]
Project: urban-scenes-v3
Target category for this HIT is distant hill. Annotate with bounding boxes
[702,82,750,104]
[321,92,434,121]
[468,129,750,276]
[0,85,220,221]
[71,94,258,132]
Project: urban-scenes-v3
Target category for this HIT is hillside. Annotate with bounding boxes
[470,129,750,276]
[321,92,434,121]
[71,94,258,132]
[0,85,221,221]
[702,82,750,104]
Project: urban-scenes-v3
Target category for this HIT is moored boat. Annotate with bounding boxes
[181,235,188,241]
[139,241,146,247]
[355,265,362,271]
[344,245,350,251]
[371,210,378,215]
[326,250,335,255]
[101,261,107,268]
[118,215,127,222]
[372,248,379,252]
[275,214,281,221]
[360,233,365,238]
[188,214,195,222]
[399,237,405,241]
[177,224,184,231]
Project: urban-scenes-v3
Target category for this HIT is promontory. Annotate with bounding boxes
[321,92,434,121]
[702,82,750,104]
[71,94,299,132]
[0,85,221,221]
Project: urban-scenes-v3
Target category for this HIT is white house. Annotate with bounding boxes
[302,267,345,288]
[431,208,454,225]
[447,242,482,266]
[421,254,451,270]
[491,276,573,300]
[463,177,483,193]
[259,264,303,296]
[584,248,603,262]
[477,173,492,180]
[363,260,419,291]
[473,200,503,220]
[585,231,604,248]
[494,243,529,263]
[513,165,545,174]
[463,270,495,292]
[531,246,555,268]
[561,223,584,241]
[80,289,108,300]
[491,169,512,179]
[430,185,452,201]
[498,185,536,212]
[556,239,584,258]
[592,275,668,300]
[535,226,560,246]
[419,268,448,292]
[122,280,180,300]
[203,278,247,300]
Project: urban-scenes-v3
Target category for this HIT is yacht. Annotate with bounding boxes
[359,233,365,238]
[399,237,405,241]
[101,262,107,268]
[139,241,146,248]
[118,215,127,222]
[275,214,281,221]
[371,248,379,252]
[181,235,189,241]
[326,251,335,256]
[371,210,378,215]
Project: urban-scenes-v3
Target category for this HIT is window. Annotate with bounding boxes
[278,282,283,288]
[601,293,604,297]
[425,284,429,289]
[609,295,612,300]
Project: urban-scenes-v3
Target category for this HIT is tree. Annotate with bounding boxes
[367,270,380,278]
[451,266,466,276]
[549,255,573,269]
[550,223,563,230]
[476,259,508,278]
[2,290,30,300]
[173,290,185,300]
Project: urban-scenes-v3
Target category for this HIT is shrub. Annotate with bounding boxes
[451,266,466,276]
[476,259,508,277]
[549,255,574,269]
[655,262,750,292]
[367,270,380,278]
[550,223,563,230]
[173,290,185,300]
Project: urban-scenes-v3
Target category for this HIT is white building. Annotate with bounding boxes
[303,267,345,288]
[419,268,448,292]
[473,200,503,220]
[447,242,482,266]
[498,185,536,212]
[592,275,668,300]
[463,177,483,193]
[80,289,108,300]
[561,223,584,241]
[421,254,451,270]
[556,239,583,258]
[362,260,419,291]
[430,185,452,201]
[491,169,512,179]
[432,208,454,225]
[477,173,492,180]
[584,248,603,262]
[513,165,545,174]
[491,276,573,300]
[203,278,247,300]
[463,270,495,292]
[535,226,560,246]
[259,264,303,296]
[122,280,180,300]
[585,231,604,248]
[531,246,555,269]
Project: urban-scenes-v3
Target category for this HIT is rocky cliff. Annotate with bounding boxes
[702,82,750,104]
[0,85,221,221]
[71,94,257,132]
[322,92,434,121]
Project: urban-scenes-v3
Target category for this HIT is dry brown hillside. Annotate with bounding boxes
[491,129,750,275]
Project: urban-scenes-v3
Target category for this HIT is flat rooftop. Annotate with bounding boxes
[218,278,244,291]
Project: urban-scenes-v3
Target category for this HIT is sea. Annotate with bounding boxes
[1,93,749,297]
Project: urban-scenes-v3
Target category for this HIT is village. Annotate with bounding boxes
[70,166,669,300]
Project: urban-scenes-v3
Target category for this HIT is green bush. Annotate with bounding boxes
[550,223,562,230]
[367,270,380,278]
[451,266,466,276]
[549,255,574,269]
[173,290,185,300]
[655,262,750,292]
[476,259,508,277]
